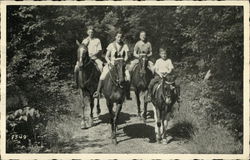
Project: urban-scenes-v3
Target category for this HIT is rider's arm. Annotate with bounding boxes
[133,42,140,58]
[91,39,102,58]
[154,60,163,77]
[81,37,87,44]
[124,44,129,61]
[105,48,111,64]
[147,42,153,57]
[95,40,103,56]
[166,59,174,73]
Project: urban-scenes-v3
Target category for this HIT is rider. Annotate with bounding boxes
[93,31,130,98]
[74,26,103,87]
[129,31,154,73]
[147,47,180,102]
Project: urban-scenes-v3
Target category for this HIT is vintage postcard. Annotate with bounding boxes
[1,1,249,159]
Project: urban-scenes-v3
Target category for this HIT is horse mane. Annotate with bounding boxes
[77,44,91,66]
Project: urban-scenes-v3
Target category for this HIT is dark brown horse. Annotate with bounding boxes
[76,40,101,129]
[130,54,153,122]
[102,52,127,144]
[151,75,179,144]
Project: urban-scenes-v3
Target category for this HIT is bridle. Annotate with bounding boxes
[139,53,148,70]
[161,76,174,104]
[108,58,125,88]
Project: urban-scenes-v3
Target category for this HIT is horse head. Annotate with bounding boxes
[139,51,148,74]
[113,51,126,87]
[161,75,175,105]
[76,40,89,67]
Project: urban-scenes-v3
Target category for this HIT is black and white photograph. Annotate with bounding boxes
[1,1,249,159]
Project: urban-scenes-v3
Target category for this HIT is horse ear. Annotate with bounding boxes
[76,40,80,46]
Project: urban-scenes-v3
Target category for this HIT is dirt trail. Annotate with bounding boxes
[59,91,189,154]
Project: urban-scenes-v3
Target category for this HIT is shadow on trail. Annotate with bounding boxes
[53,136,106,153]
[123,123,156,143]
[167,121,195,142]
[98,112,131,125]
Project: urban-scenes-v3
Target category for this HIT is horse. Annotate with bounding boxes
[102,52,127,145]
[130,54,153,122]
[151,74,179,144]
[75,40,101,129]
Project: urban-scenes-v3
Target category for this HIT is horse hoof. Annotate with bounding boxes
[112,139,117,145]
[81,124,88,129]
[89,119,94,127]
[81,121,88,129]
[142,117,146,124]
[157,139,161,144]
[162,139,168,144]
[166,136,173,143]
[137,113,141,118]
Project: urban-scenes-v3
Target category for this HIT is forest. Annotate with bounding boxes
[6,5,243,153]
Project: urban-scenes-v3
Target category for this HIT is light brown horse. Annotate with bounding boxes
[102,52,127,144]
[76,40,101,129]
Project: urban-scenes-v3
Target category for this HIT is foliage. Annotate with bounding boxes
[6,107,45,152]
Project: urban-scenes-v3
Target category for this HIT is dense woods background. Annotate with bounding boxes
[6,5,243,153]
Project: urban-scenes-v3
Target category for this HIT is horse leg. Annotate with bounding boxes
[89,97,94,127]
[163,112,173,144]
[113,103,122,145]
[107,100,115,144]
[153,106,161,143]
[162,108,168,144]
[96,97,101,118]
[142,101,147,123]
[79,89,87,129]
[135,89,141,117]
[142,91,148,123]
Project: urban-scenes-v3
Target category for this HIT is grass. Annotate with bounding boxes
[187,124,243,154]
[171,79,243,154]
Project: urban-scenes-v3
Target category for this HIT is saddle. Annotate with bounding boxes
[152,79,162,97]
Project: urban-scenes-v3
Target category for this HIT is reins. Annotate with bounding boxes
[108,63,124,88]
[78,50,95,85]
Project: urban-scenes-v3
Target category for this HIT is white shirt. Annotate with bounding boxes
[107,42,129,64]
[134,40,152,55]
[154,58,174,74]
[82,37,102,58]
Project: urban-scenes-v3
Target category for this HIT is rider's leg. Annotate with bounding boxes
[147,75,160,102]
[148,61,155,73]
[95,58,103,72]
[74,61,79,88]
[125,69,132,100]
[129,59,139,71]
[93,64,109,98]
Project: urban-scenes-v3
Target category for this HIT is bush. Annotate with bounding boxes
[187,124,242,154]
